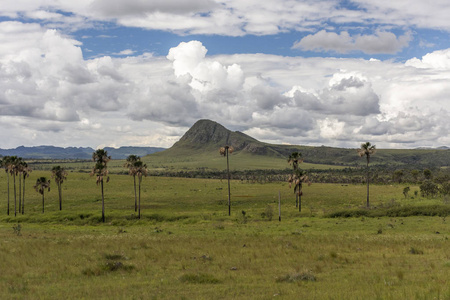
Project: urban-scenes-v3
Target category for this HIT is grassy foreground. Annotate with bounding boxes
[0,172,449,299]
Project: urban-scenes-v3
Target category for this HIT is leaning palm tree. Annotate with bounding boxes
[34,177,50,213]
[219,146,234,216]
[91,149,111,223]
[133,160,148,219]
[51,166,68,211]
[357,142,376,208]
[288,152,303,208]
[2,156,12,215]
[124,155,140,212]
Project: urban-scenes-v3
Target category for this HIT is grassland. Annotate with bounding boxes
[0,171,449,299]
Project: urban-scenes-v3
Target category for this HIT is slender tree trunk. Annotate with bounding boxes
[42,193,45,213]
[298,183,302,212]
[22,177,25,214]
[58,183,62,210]
[226,150,231,216]
[366,159,370,208]
[134,175,137,212]
[13,173,16,217]
[278,191,281,222]
[295,193,298,207]
[18,176,22,214]
[101,180,105,223]
[7,173,10,215]
[138,176,141,219]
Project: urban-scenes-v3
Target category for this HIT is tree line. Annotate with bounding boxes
[1,150,148,222]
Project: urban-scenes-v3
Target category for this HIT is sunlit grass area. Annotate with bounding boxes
[0,171,449,299]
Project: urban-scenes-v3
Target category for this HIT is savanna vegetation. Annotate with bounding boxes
[1,141,449,299]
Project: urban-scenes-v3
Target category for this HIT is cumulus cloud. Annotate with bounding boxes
[293,30,412,54]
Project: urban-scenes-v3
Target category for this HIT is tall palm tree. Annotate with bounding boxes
[9,156,19,217]
[124,155,140,212]
[219,146,234,216]
[288,152,303,208]
[51,166,68,211]
[2,156,12,215]
[20,161,31,214]
[357,142,376,208]
[34,177,50,213]
[91,149,111,223]
[133,160,148,219]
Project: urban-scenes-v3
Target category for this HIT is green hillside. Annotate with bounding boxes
[143,119,450,172]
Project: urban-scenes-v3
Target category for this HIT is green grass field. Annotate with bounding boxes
[0,171,449,299]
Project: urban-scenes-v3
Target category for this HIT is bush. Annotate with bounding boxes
[420,181,439,197]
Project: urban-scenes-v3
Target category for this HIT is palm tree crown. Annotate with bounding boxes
[357,142,376,165]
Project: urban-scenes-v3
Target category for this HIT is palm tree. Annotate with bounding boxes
[219,146,234,216]
[1,156,12,215]
[133,160,148,219]
[288,169,310,212]
[34,177,50,213]
[52,166,68,211]
[9,156,19,216]
[91,149,111,223]
[357,142,376,208]
[288,152,303,208]
[124,155,140,212]
[20,162,31,214]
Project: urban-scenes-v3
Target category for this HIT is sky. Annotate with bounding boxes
[0,0,449,150]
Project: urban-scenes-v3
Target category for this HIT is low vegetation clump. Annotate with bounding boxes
[276,271,316,283]
[179,273,221,284]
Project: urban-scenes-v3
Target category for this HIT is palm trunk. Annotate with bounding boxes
[101,180,105,223]
[58,183,62,210]
[366,159,370,208]
[138,176,141,219]
[18,176,22,214]
[22,177,25,214]
[298,183,302,212]
[295,193,298,207]
[13,173,16,217]
[226,150,231,216]
[134,175,137,212]
[7,173,10,215]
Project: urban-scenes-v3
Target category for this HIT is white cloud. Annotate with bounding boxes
[293,30,412,54]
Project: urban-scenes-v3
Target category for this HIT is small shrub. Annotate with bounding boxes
[409,247,424,255]
[262,205,274,221]
[12,224,22,236]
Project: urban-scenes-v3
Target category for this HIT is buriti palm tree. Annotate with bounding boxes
[357,142,376,208]
[288,152,303,208]
[133,160,148,219]
[52,166,68,211]
[2,156,12,215]
[91,149,111,223]
[9,156,19,216]
[219,145,234,216]
[34,177,50,213]
[124,155,140,212]
[20,161,31,214]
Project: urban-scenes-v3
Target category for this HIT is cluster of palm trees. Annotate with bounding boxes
[2,150,148,222]
[1,156,32,216]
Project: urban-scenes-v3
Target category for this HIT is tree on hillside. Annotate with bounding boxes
[133,160,148,219]
[288,152,303,208]
[1,156,12,215]
[357,142,376,208]
[9,156,20,216]
[52,166,68,211]
[219,146,234,216]
[91,149,111,223]
[34,177,50,213]
[124,155,140,212]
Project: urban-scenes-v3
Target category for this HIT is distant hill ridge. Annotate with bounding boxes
[157,119,450,168]
[0,145,165,160]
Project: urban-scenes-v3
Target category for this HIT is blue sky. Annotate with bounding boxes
[0,0,449,149]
